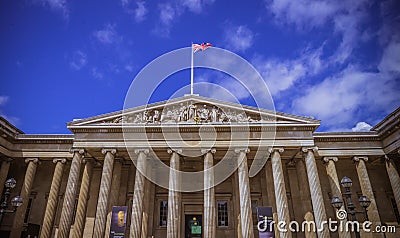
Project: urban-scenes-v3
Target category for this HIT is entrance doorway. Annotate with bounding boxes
[185,214,202,238]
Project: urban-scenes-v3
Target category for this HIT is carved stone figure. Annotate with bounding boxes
[211,106,218,122]
[188,103,196,121]
[153,110,160,123]
[178,103,187,122]
[143,111,148,122]
[199,105,209,121]
[160,112,165,122]
[134,114,142,123]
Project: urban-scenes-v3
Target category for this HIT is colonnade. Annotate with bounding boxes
[1,147,398,238]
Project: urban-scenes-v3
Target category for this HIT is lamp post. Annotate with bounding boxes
[331,176,371,238]
[0,178,23,225]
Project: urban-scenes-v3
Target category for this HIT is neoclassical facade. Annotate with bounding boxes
[0,95,399,238]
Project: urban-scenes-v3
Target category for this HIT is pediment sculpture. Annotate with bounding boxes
[103,102,275,125]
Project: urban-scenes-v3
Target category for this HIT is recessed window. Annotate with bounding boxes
[251,200,259,225]
[159,201,168,227]
[217,201,228,227]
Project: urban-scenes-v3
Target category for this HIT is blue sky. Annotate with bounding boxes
[0,0,399,134]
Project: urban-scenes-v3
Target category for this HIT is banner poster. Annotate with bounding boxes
[256,206,275,238]
[109,206,128,238]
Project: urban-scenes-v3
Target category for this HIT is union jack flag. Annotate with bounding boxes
[192,43,212,53]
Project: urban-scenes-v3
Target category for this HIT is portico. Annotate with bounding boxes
[0,95,399,238]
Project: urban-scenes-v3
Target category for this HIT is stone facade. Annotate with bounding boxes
[0,95,399,238]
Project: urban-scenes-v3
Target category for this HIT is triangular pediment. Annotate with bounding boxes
[67,95,320,128]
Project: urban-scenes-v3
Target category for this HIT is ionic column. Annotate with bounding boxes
[10,158,39,238]
[105,158,122,238]
[269,148,291,238]
[235,148,254,238]
[130,149,149,238]
[58,149,85,238]
[265,159,279,238]
[203,148,216,238]
[385,155,400,215]
[141,178,151,238]
[295,159,316,238]
[323,157,350,238]
[71,158,94,238]
[0,158,12,197]
[353,156,383,238]
[302,147,329,238]
[40,158,67,238]
[167,149,181,238]
[93,148,116,238]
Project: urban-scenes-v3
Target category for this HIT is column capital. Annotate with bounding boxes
[353,156,368,162]
[134,149,149,155]
[384,155,395,163]
[82,157,95,164]
[201,148,216,154]
[268,147,284,154]
[323,156,338,163]
[101,148,117,155]
[25,158,39,164]
[53,158,67,164]
[69,148,85,155]
[301,146,318,153]
[234,148,250,154]
[167,148,182,154]
[1,157,14,162]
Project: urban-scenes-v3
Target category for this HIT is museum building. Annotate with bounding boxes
[0,95,399,238]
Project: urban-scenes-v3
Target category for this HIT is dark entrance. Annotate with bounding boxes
[185,214,202,238]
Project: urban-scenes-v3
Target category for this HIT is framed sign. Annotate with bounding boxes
[109,206,128,238]
[256,206,275,238]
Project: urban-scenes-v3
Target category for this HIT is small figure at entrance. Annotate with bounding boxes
[185,215,202,238]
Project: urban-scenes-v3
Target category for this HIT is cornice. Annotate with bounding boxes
[68,124,319,133]
[14,134,74,144]
[0,117,23,142]
[371,107,400,131]
[313,132,381,142]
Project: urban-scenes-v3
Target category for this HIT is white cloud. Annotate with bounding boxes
[291,63,400,129]
[125,64,134,72]
[181,0,203,13]
[69,50,87,70]
[378,39,400,73]
[224,25,254,52]
[0,96,20,125]
[181,0,215,13]
[121,0,148,22]
[93,24,122,44]
[91,67,103,80]
[153,3,176,37]
[159,3,176,26]
[290,31,400,131]
[352,122,372,132]
[154,0,216,37]
[266,0,338,29]
[121,0,129,8]
[252,47,323,95]
[265,0,370,64]
[37,0,69,19]
[0,96,9,106]
[134,1,148,22]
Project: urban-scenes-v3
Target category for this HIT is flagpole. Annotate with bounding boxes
[190,42,194,95]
